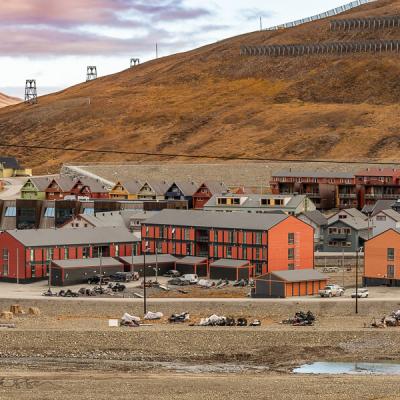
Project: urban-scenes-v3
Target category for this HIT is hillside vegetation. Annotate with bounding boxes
[1,0,400,172]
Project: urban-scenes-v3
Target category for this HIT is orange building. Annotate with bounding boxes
[142,209,314,276]
[364,229,400,286]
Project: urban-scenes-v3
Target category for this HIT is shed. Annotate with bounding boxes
[117,254,178,276]
[253,269,328,298]
[209,259,253,281]
[50,258,124,286]
[175,256,208,276]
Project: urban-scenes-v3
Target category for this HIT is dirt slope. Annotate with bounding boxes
[0,92,21,109]
[0,0,400,172]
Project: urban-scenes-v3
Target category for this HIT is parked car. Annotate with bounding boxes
[164,270,181,278]
[87,275,110,285]
[168,277,190,286]
[181,274,199,284]
[110,272,137,282]
[318,284,345,298]
[351,288,369,298]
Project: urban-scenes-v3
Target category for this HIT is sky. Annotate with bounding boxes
[0,0,350,98]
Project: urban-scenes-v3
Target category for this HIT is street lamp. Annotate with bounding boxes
[143,243,150,315]
[355,246,363,314]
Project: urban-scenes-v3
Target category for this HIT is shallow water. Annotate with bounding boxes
[294,361,400,375]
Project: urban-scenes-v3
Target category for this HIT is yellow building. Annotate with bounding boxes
[109,180,142,200]
[0,157,32,178]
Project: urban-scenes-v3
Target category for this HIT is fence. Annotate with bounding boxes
[266,0,376,31]
[330,15,400,30]
[240,40,400,57]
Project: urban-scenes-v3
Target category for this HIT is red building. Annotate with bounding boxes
[0,227,140,282]
[355,168,400,209]
[142,209,314,276]
[46,176,109,200]
[270,171,356,210]
[192,182,228,209]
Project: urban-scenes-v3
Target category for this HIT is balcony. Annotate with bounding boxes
[365,193,400,200]
[338,193,357,199]
[196,236,209,243]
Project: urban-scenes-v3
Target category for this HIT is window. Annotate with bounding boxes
[30,249,35,262]
[82,247,90,259]
[83,208,94,215]
[388,248,395,261]
[255,247,261,259]
[288,233,295,245]
[92,246,100,258]
[64,247,69,260]
[44,207,55,218]
[171,228,176,239]
[47,248,54,261]
[186,243,192,256]
[387,265,395,278]
[172,242,176,254]
[5,207,16,217]
[275,199,284,206]
[2,249,9,276]
[288,248,295,260]
[376,215,386,221]
[254,232,262,245]
[242,247,247,259]
[31,264,36,278]
[242,232,246,244]
[213,245,218,258]
[255,263,263,275]
[157,241,162,253]
[288,263,295,271]
[328,228,338,234]
[115,245,119,257]
[226,246,232,258]
[184,229,191,241]
[227,231,234,243]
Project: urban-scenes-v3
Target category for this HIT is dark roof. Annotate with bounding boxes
[273,170,354,179]
[299,210,328,226]
[144,209,288,231]
[6,227,139,247]
[370,200,396,217]
[0,157,21,170]
[210,259,250,267]
[261,269,327,282]
[122,180,143,194]
[170,181,199,196]
[195,181,228,195]
[51,257,123,269]
[78,177,109,193]
[118,254,178,265]
[29,176,54,191]
[176,256,208,265]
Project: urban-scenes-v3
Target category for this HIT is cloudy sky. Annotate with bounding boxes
[0,0,348,98]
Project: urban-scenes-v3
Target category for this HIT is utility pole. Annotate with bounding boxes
[355,247,361,314]
[16,248,19,285]
[156,43,158,59]
[260,16,263,31]
[143,248,147,315]
[25,80,37,104]
[155,246,159,283]
[99,248,103,291]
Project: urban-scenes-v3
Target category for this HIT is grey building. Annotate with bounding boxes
[371,209,400,237]
[322,216,370,253]
[203,193,316,215]
[298,210,328,251]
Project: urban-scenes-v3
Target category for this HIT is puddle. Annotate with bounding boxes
[294,362,400,375]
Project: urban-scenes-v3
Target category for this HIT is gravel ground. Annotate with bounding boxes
[1,298,400,399]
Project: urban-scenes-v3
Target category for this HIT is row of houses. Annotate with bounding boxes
[0,209,315,283]
[271,168,400,210]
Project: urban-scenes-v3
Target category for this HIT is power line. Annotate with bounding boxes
[0,142,399,166]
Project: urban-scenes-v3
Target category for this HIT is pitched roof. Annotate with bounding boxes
[50,176,75,192]
[142,180,171,195]
[51,257,124,269]
[122,180,143,194]
[176,256,208,265]
[370,200,396,217]
[344,208,366,220]
[379,208,400,222]
[6,227,139,247]
[118,254,178,265]
[0,157,21,170]
[329,216,368,231]
[171,181,198,196]
[196,181,228,195]
[264,269,327,282]
[355,168,400,177]
[29,176,54,191]
[144,209,288,231]
[204,193,310,211]
[273,170,354,179]
[300,210,328,226]
[78,177,109,193]
[210,259,250,267]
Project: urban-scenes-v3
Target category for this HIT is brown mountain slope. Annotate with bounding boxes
[0,92,21,109]
[1,0,400,172]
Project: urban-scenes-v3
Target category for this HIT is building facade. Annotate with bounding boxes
[142,209,314,276]
[0,227,140,282]
[192,182,228,209]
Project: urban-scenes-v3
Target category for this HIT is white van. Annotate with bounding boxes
[181,274,199,284]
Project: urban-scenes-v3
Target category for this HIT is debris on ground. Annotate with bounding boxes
[10,304,24,315]
[215,279,229,288]
[144,311,163,320]
[121,313,141,327]
[0,311,13,320]
[0,323,16,329]
[28,307,41,316]
[168,312,190,323]
[369,310,400,328]
[281,311,316,326]
[178,289,189,294]
[249,319,261,326]
[197,279,214,288]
